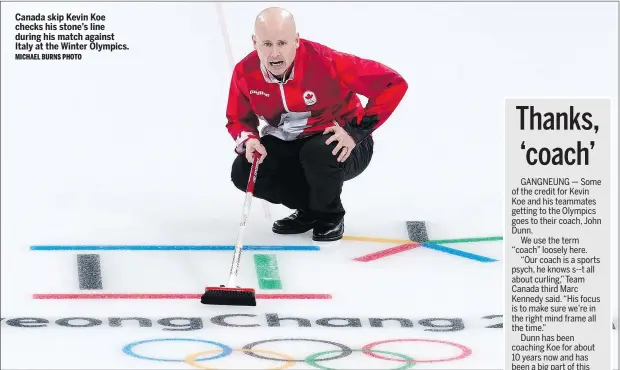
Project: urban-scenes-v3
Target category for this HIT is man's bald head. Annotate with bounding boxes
[254,7,296,35]
[252,7,299,78]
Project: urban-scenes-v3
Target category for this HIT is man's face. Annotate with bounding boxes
[253,27,298,77]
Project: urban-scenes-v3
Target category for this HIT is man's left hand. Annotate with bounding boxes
[324,125,356,162]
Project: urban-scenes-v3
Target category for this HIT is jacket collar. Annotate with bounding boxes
[260,62,295,83]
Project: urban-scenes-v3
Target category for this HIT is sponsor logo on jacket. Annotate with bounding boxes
[250,90,270,97]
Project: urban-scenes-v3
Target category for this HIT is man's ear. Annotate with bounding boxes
[295,33,299,48]
[252,34,257,50]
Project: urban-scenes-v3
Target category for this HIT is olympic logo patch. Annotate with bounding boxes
[303,91,317,106]
[122,337,473,369]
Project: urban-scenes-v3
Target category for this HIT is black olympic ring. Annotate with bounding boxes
[242,338,352,362]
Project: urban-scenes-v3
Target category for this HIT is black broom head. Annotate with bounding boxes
[201,286,256,306]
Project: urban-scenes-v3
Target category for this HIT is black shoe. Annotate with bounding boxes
[272,210,316,234]
[312,218,344,242]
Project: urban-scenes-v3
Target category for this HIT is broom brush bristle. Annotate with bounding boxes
[201,286,256,306]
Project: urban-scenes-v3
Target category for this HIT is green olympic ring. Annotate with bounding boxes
[305,349,416,370]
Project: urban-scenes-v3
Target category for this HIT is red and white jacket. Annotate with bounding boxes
[225,38,408,154]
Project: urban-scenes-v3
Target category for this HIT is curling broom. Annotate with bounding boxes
[201,152,261,306]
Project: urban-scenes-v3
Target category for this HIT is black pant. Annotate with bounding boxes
[231,133,374,221]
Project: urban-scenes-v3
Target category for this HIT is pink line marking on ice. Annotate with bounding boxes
[353,243,421,262]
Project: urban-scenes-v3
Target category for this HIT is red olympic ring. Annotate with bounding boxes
[362,338,472,363]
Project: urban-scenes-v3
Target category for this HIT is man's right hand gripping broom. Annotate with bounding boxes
[245,138,267,164]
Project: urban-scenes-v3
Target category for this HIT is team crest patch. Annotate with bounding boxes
[303,91,317,105]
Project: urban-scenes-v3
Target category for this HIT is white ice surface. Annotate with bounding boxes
[1,2,617,369]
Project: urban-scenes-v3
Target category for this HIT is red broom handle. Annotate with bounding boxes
[246,152,261,194]
[226,151,261,287]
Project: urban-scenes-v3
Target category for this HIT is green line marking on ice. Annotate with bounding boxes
[254,254,282,290]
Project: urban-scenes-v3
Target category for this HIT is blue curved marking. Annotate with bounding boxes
[122,338,232,362]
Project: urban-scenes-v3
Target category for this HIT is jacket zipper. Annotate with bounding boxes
[278,83,290,113]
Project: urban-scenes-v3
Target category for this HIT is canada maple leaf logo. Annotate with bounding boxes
[303,91,317,106]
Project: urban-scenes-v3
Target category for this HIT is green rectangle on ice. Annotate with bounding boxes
[253,254,282,290]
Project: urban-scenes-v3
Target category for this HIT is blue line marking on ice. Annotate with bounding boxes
[422,243,497,262]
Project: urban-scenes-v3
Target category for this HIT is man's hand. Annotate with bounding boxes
[324,125,356,162]
[245,138,267,164]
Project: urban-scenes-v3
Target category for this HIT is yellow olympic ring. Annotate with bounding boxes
[185,349,295,370]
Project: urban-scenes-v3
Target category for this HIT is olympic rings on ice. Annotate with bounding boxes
[122,336,473,369]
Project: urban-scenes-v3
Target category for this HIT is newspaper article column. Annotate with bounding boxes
[505,99,611,370]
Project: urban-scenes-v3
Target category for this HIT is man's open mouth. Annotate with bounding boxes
[269,61,284,67]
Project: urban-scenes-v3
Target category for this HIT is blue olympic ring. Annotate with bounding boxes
[122,338,232,362]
